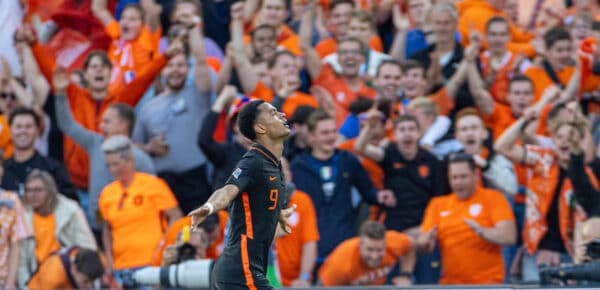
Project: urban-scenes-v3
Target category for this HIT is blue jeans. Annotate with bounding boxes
[502,193,526,280]
[414,246,441,284]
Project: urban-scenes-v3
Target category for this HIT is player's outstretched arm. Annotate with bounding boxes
[189,184,240,230]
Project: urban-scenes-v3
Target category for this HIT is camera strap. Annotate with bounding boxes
[59,247,79,288]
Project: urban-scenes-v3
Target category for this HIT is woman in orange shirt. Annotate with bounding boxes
[20,170,97,283]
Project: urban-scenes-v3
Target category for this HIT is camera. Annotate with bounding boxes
[539,240,600,286]
[132,259,213,289]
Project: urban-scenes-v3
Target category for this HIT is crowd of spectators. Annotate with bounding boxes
[1,0,600,288]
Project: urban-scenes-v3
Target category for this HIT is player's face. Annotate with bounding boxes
[252,28,277,60]
[401,68,426,100]
[163,54,189,91]
[455,115,487,155]
[119,7,144,41]
[393,120,420,157]
[257,103,290,140]
[311,119,338,155]
[359,237,386,268]
[24,178,49,212]
[329,3,353,36]
[448,162,477,200]
[552,124,577,164]
[337,41,365,77]
[374,63,402,100]
[486,22,510,53]
[105,152,135,181]
[506,81,534,117]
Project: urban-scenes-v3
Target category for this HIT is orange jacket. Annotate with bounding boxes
[32,43,167,188]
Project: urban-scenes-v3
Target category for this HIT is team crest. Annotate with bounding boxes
[469,203,482,217]
[233,168,242,179]
[418,165,429,178]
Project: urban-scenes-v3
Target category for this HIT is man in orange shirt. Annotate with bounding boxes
[301,0,377,126]
[245,0,302,55]
[273,158,319,287]
[28,247,105,290]
[318,221,414,286]
[99,136,182,286]
[418,154,516,284]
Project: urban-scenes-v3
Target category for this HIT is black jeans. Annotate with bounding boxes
[159,164,211,214]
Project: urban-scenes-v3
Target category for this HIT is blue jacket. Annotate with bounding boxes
[290,150,379,259]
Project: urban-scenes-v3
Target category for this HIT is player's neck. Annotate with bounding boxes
[256,138,285,159]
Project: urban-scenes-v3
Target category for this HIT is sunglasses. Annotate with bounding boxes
[0,93,15,100]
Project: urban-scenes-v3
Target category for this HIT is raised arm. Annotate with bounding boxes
[0,57,34,108]
[91,0,114,26]
[231,2,258,94]
[243,0,260,25]
[467,59,496,116]
[299,0,322,79]
[198,86,237,165]
[188,18,212,94]
[53,67,97,150]
[15,42,49,107]
[493,117,528,164]
[556,58,581,104]
[140,0,162,33]
[216,44,235,93]
[388,4,409,61]
[353,111,385,162]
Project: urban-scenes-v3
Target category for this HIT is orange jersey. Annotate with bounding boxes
[249,82,319,117]
[313,64,377,126]
[31,43,167,188]
[0,115,13,159]
[99,172,179,270]
[28,248,78,290]
[315,36,384,59]
[275,190,319,286]
[481,102,516,141]
[104,20,161,93]
[338,139,384,189]
[318,231,412,286]
[421,186,515,284]
[521,146,596,254]
[480,51,522,105]
[33,213,61,263]
[524,65,574,102]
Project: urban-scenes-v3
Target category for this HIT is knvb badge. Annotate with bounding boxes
[233,168,242,179]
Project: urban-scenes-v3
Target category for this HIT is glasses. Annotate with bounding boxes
[0,93,15,100]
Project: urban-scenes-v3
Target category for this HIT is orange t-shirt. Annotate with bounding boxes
[481,102,516,141]
[0,115,13,159]
[318,231,412,286]
[104,20,161,93]
[338,139,384,189]
[27,249,75,290]
[99,173,179,270]
[313,64,377,126]
[249,82,319,117]
[31,43,167,188]
[524,65,574,102]
[33,213,61,263]
[421,187,515,284]
[315,36,384,59]
[275,190,320,286]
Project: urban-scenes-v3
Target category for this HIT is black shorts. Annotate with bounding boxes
[210,279,273,290]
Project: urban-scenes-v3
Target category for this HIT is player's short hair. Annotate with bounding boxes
[544,26,572,49]
[307,110,334,132]
[375,59,402,78]
[238,100,266,140]
[329,0,355,11]
[486,16,509,32]
[448,152,477,172]
[400,59,425,76]
[359,221,386,240]
[454,107,483,130]
[75,249,105,281]
[9,107,41,128]
[508,74,533,90]
[267,50,296,69]
[408,97,438,116]
[393,114,420,130]
[84,50,113,70]
[107,103,136,135]
[101,135,135,160]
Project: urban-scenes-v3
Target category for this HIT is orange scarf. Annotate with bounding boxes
[523,146,593,255]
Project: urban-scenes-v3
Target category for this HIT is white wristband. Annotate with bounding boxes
[205,202,215,215]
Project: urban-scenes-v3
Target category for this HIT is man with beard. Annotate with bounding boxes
[132,29,213,214]
[354,114,445,283]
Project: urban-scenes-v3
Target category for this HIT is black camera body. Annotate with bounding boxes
[539,240,600,286]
